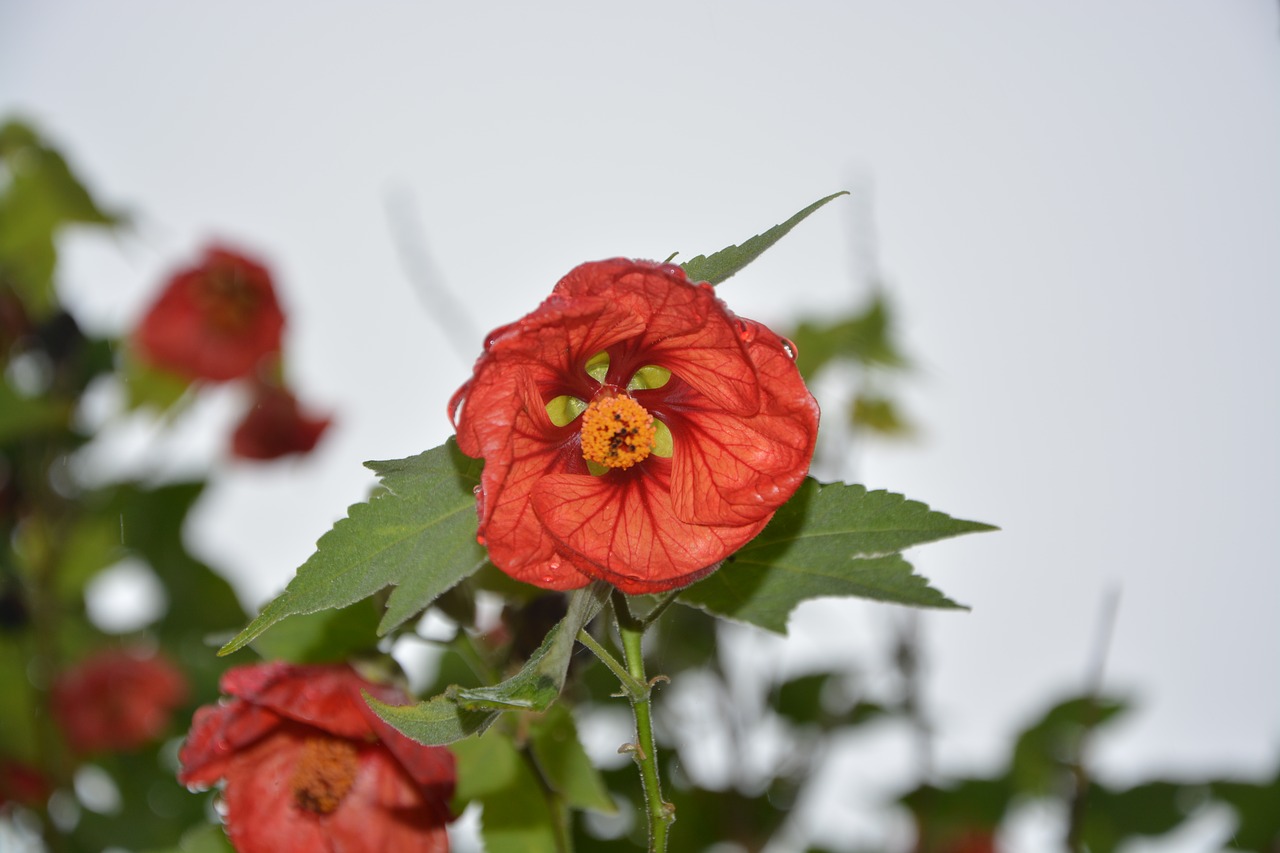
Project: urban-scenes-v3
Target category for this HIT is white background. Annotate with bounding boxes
[2,3,1277,850]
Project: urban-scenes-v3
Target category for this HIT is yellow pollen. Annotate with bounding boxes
[580,394,657,470]
[291,736,359,815]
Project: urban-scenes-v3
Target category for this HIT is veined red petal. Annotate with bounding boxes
[665,319,818,526]
[554,260,760,415]
[532,468,767,594]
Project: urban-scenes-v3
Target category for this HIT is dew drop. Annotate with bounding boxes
[735,318,756,342]
[780,336,798,360]
[476,534,487,546]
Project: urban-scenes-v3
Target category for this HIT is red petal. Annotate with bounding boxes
[532,468,767,593]
[665,320,818,526]
[220,662,400,740]
[179,699,281,788]
[553,260,760,415]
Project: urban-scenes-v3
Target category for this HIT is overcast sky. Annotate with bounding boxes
[3,3,1277,850]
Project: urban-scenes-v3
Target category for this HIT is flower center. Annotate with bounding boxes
[291,736,359,815]
[195,267,261,333]
[579,392,656,470]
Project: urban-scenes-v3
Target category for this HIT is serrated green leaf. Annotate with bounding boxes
[219,440,485,656]
[451,583,607,712]
[680,478,993,633]
[680,191,848,286]
[529,703,617,814]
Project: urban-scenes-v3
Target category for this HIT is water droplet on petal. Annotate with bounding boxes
[780,336,798,360]
[735,318,756,342]
[476,534,487,546]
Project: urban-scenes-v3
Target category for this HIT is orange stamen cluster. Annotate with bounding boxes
[580,393,656,470]
[291,736,359,814]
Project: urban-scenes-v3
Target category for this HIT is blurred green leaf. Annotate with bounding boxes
[451,731,561,853]
[681,478,992,633]
[680,191,848,286]
[1216,766,1280,851]
[220,440,486,656]
[1081,781,1195,853]
[120,349,193,412]
[901,778,1011,846]
[851,394,914,436]
[791,293,909,380]
[1010,694,1128,797]
[529,703,617,814]
[0,380,71,444]
[248,598,384,663]
[0,119,121,317]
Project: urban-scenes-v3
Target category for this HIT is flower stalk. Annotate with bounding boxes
[612,590,674,853]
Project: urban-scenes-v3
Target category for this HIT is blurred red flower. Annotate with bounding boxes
[51,648,188,755]
[0,759,51,809]
[231,380,331,460]
[179,662,455,853]
[450,258,819,594]
[133,246,284,381]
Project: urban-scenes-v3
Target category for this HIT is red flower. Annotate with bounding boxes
[450,259,819,594]
[51,648,188,755]
[232,380,332,460]
[0,760,51,809]
[133,246,284,381]
[179,662,456,853]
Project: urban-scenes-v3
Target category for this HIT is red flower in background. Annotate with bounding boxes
[450,258,819,594]
[51,648,188,755]
[133,246,284,381]
[0,760,51,809]
[232,380,331,460]
[179,662,455,853]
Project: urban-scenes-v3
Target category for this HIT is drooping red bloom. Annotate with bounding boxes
[51,648,188,755]
[133,246,284,381]
[0,759,51,809]
[231,380,332,460]
[450,258,819,594]
[179,662,456,853]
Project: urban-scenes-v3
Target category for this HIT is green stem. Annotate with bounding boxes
[612,591,674,853]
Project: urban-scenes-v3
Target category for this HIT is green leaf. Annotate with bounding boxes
[219,440,486,656]
[851,394,914,437]
[451,583,607,712]
[529,703,617,814]
[248,598,384,663]
[1216,767,1280,851]
[367,693,496,746]
[451,732,561,853]
[0,380,71,444]
[1082,781,1195,852]
[680,191,848,286]
[370,584,607,745]
[1009,694,1128,797]
[680,478,993,633]
[790,292,910,380]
